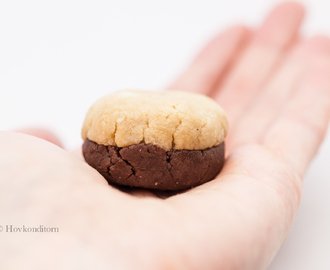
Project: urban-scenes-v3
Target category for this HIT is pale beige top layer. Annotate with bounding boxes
[81,90,228,151]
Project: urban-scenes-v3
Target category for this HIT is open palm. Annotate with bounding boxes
[1,3,330,270]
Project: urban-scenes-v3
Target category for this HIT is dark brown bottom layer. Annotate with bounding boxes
[82,139,225,191]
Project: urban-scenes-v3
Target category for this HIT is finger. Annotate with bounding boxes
[228,36,330,152]
[263,52,330,176]
[214,2,305,126]
[15,128,63,148]
[168,25,250,95]
[0,131,110,187]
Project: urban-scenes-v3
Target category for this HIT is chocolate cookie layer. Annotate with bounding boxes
[83,139,225,191]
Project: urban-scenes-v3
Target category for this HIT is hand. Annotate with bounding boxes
[1,2,330,269]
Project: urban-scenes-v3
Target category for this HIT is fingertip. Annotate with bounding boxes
[226,24,251,37]
[199,24,251,59]
[227,25,253,45]
[254,1,305,48]
[15,128,63,148]
[269,1,305,19]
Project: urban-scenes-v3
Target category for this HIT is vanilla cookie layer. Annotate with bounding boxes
[81,90,228,151]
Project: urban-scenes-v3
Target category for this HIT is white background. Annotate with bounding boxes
[0,0,329,269]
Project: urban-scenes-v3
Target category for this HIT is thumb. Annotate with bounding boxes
[15,127,63,148]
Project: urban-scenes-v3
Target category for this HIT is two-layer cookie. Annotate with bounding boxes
[82,90,228,191]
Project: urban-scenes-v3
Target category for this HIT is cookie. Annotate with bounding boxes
[82,90,228,190]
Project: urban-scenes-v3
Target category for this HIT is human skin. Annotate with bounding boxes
[1,2,330,269]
